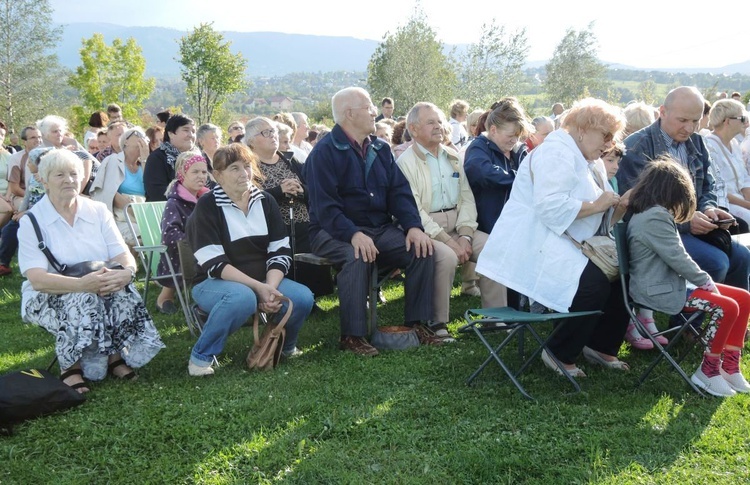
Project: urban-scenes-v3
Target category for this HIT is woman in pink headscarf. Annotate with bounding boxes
[155,151,210,313]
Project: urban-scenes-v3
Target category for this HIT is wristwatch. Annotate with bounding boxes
[126,267,136,284]
[460,235,473,243]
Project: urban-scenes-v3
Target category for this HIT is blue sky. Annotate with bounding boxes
[51,0,749,69]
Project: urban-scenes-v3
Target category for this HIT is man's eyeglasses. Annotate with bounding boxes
[349,104,377,114]
[255,129,278,138]
[727,115,747,123]
[229,125,244,132]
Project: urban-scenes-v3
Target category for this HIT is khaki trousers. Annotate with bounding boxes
[430,209,507,323]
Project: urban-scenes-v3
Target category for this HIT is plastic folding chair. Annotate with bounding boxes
[459,306,602,400]
[124,202,193,334]
[612,221,707,396]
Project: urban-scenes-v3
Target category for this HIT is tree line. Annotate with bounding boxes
[1,0,748,140]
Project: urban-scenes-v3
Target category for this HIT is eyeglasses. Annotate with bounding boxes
[255,129,278,138]
[727,116,747,123]
[349,104,377,114]
[229,126,244,132]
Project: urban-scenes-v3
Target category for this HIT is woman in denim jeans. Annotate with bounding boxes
[185,144,314,376]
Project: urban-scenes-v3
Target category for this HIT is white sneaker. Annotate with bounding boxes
[282,347,303,359]
[461,286,481,297]
[188,361,214,376]
[720,369,750,393]
[691,368,736,397]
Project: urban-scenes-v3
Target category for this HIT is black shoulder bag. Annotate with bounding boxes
[25,212,124,277]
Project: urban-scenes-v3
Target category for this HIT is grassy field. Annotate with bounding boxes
[1,258,749,484]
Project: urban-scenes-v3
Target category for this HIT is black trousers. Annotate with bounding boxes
[310,224,434,337]
[547,260,629,364]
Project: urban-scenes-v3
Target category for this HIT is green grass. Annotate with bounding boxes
[1,259,749,484]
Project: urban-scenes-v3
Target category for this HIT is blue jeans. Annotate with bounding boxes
[190,278,314,365]
[681,233,750,291]
[0,220,19,265]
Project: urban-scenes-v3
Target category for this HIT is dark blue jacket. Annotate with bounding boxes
[463,135,527,233]
[617,120,717,232]
[304,124,422,242]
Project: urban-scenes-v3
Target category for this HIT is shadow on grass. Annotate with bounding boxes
[0,271,736,483]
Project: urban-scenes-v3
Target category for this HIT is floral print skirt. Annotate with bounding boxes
[24,285,164,380]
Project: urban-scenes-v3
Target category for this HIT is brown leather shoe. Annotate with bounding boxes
[411,324,444,346]
[339,336,379,356]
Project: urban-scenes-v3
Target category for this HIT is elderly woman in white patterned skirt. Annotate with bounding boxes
[17,149,164,393]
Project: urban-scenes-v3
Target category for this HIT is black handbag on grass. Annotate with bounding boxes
[0,369,86,436]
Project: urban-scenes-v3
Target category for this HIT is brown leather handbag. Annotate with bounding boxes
[246,296,293,371]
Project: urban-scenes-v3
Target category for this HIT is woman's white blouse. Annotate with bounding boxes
[476,129,612,312]
[17,196,128,316]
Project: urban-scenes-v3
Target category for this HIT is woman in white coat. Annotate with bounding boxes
[477,98,630,378]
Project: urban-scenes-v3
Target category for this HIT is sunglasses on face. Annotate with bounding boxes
[727,115,747,123]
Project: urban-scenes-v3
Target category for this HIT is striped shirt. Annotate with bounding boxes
[186,185,292,284]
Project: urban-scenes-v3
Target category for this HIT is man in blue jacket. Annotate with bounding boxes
[617,86,750,291]
[304,87,435,356]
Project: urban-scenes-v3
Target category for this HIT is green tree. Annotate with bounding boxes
[638,80,657,105]
[177,23,248,125]
[457,21,529,109]
[0,0,65,131]
[367,7,456,114]
[68,34,155,123]
[544,23,609,107]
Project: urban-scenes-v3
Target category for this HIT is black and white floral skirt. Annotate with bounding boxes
[24,285,165,380]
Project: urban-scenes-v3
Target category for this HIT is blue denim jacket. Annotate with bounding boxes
[617,120,717,232]
[304,124,423,242]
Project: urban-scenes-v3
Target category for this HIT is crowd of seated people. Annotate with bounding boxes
[3,85,750,398]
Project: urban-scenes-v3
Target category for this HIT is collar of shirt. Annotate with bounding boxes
[36,195,97,227]
[342,130,371,159]
[415,142,444,161]
[213,184,263,211]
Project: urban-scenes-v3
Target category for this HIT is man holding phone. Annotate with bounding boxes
[618,86,750,291]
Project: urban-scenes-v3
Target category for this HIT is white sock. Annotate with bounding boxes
[637,309,654,321]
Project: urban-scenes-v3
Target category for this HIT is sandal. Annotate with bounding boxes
[582,346,630,371]
[107,358,137,380]
[542,349,587,378]
[60,368,90,394]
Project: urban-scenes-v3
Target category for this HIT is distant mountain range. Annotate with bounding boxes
[56,23,750,78]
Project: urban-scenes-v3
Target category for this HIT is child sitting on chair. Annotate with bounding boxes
[627,156,750,397]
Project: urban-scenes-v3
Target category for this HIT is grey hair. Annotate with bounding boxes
[406,102,442,132]
[332,87,370,124]
[244,117,275,148]
[37,115,69,137]
[196,123,222,148]
[291,112,308,127]
[119,126,147,152]
[36,148,84,187]
[276,122,293,138]
[531,116,554,130]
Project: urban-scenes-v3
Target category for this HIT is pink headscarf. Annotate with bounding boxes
[178,154,207,184]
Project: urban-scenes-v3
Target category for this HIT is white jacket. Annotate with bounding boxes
[476,129,612,312]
